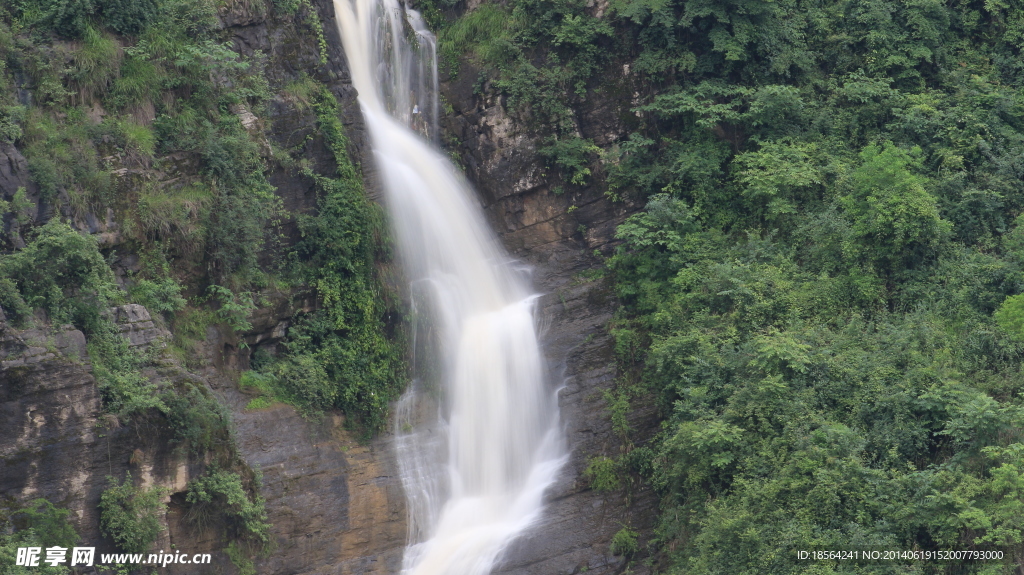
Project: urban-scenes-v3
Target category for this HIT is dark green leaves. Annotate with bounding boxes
[99,473,168,554]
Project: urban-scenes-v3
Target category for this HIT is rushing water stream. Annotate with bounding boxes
[333,1,567,573]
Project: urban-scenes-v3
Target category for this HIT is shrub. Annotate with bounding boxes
[224,541,256,575]
[840,143,949,274]
[98,0,162,35]
[538,136,600,186]
[89,321,166,419]
[14,499,79,549]
[0,499,79,575]
[0,105,25,143]
[40,0,96,38]
[0,219,120,330]
[21,109,108,205]
[993,294,1024,341]
[71,25,121,99]
[609,526,639,557]
[0,278,33,327]
[7,188,34,226]
[185,468,269,542]
[129,277,187,316]
[99,472,167,553]
[207,285,255,333]
[163,383,233,455]
[132,182,212,256]
[169,306,216,365]
[244,396,273,410]
[583,456,621,491]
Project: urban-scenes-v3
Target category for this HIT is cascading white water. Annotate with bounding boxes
[332,1,567,574]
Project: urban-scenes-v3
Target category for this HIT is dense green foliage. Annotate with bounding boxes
[0,220,164,419]
[0,219,120,329]
[99,472,168,554]
[587,1,1024,573]
[240,81,406,431]
[184,468,270,543]
[2,0,404,431]
[163,382,235,454]
[2,0,277,288]
[0,0,405,566]
[610,526,640,557]
[431,0,1024,571]
[0,220,236,459]
[0,499,79,575]
[0,7,290,559]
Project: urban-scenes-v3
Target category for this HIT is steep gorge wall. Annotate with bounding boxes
[1,1,408,572]
[0,306,231,569]
[438,43,660,575]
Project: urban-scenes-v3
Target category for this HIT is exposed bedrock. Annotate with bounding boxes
[437,52,658,575]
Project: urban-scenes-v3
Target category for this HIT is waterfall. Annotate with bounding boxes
[332,1,567,574]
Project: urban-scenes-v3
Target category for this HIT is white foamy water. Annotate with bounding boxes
[332,1,567,573]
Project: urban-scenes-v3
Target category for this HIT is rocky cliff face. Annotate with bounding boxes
[0,305,225,568]
[1,1,409,572]
[1,1,656,573]
[437,58,658,575]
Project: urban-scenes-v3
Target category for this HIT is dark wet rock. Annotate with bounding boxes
[439,50,656,575]
[0,142,34,199]
[0,312,205,567]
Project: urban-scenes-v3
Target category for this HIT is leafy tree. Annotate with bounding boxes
[0,219,120,330]
[185,468,269,542]
[99,472,168,554]
[840,143,949,275]
[994,294,1024,341]
[97,0,161,35]
[0,499,79,575]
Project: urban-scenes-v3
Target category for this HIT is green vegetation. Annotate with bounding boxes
[427,0,614,186]
[224,541,257,575]
[184,468,270,543]
[240,80,406,432]
[207,284,257,333]
[271,0,328,64]
[0,499,79,575]
[585,1,1024,571]
[426,0,1024,570]
[0,2,301,558]
[434,0,613,138]
[609,526,639,557]
[584,455,622,492]
[0,220,121,329]
[163,382,234,455]
[0,220,162,419]
[0,0,410,566]
[539,136,601,185]
[99,472,168,554]
[128,277,187,316]
[4,0,277,287]
[244,395,274,410]
[2,0,404,426]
